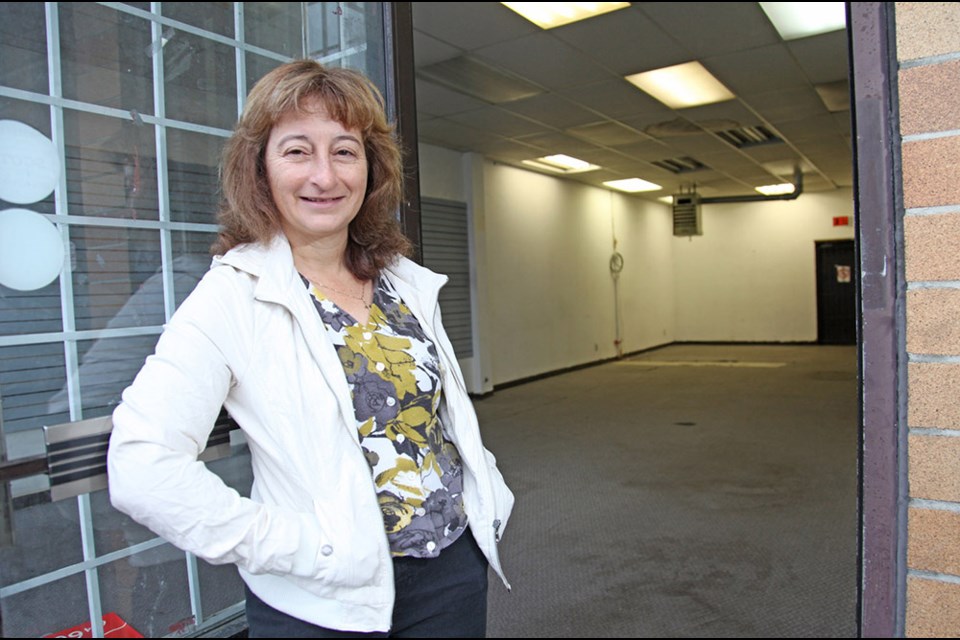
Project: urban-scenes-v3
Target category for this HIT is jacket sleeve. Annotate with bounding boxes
[106,268,347,584]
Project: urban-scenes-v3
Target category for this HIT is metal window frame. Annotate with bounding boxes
[0,2,296,637]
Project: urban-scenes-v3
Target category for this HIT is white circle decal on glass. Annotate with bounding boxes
[0,120,60,204]
[0,208,64,291]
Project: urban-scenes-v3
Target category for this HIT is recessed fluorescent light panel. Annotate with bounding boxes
[604,178,662,193]
[522,154,600,173]
[625,62,735,109]
[759,2,846,40]
[501,2,631,29]
[755,182,796,196]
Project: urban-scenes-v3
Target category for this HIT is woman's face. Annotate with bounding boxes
[264,98,368,250]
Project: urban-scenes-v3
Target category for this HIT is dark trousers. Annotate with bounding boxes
[245,532,489,638]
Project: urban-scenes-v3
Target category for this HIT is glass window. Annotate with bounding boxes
[163,30,238,130]
[168,130,222,225]
[63,110,159,221]
[245,3,304,57]
[0,2,48,95]
[1,572,89,638]
[59,3,155,116]
[0,344,69,432]
[163,2,235,38]
[0,3,394,637]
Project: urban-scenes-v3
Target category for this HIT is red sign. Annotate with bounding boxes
[44,612,143,638]
[833,216,850,226]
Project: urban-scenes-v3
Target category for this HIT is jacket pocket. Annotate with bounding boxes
[305,495,384,589]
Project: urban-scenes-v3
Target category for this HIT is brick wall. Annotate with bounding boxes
[897,2,960,636]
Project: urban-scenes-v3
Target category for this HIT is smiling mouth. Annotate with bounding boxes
[301,196,342,203]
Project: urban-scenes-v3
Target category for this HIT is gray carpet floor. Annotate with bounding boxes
[477,344,859,638]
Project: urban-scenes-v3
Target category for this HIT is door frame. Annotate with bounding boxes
[849,2,903,636]
[391,2,904,636]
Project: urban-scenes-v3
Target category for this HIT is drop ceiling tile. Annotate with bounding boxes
[471,137,546,159]
[511,131,607,154]
[474,32,616,91]
[417,56,544,104]
[691,178,752,197]
[415,78,488,117]
[797,175,840,192]
[566,121,652,147]
[610,139,676,162]
[786,30,851,84]
[740,143,798,164]
[704,43,810,96]
[774,115,848,142]
[761,159,817,177]
[550,5,689,74]
[412,2,538,51]
[651,132,733,156]
[833,112,853,134]
[412,29,463,67]
[558,80,672,120]
[744,87,829,124]
[502,93,603,130]
[448,106,551,138]
[677,100,765,130]
[637,2,781,58]
[564,147,637,167]
[416,117,494,150]
[816,80,851,113]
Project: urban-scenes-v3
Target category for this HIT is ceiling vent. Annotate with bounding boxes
[652,156,708,174]
[673,193,702,236]
[715,125,782,148]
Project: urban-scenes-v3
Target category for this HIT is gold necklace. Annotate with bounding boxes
[315,279,371,310]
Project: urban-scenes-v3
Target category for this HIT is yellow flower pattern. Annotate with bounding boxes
[306,275,468,558]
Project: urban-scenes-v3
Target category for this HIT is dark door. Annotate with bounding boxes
[815,240,856,344]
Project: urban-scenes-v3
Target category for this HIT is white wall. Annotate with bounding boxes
[417,143,855,388]
[481,162,677,384]
[419,142,676,387]
[672,190,855,342]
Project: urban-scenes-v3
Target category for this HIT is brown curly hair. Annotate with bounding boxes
[213,59,412,279]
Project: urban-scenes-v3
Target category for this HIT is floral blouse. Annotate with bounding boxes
[304,274,467,558]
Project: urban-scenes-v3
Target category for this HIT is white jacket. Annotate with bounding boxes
[107,235,514,632]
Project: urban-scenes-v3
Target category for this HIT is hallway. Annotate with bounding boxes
[478,344,859,637]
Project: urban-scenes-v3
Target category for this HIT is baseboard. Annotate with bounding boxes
[479,340,829,396]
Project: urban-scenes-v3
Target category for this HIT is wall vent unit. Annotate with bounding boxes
[673,193,702,236]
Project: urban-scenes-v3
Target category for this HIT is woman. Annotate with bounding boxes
[107,59,513,638]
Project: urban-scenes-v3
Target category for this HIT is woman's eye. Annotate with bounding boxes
[335,148,357,157]
[283,148,307,157]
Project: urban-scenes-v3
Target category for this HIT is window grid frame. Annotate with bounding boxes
[2,4,390,636]
[1,3,300,637]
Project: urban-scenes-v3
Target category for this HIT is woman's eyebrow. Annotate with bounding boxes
[273,133,361,146]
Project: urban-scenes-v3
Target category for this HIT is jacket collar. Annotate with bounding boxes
[213,234,302,306]
[213,235,450,308]
[383,255,447,316]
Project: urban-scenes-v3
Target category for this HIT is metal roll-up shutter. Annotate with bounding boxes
[420,197,473,359]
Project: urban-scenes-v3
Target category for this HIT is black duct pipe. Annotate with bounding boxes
[698,166,804,204]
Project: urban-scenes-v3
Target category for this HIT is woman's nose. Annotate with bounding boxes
[309,156,338,188]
